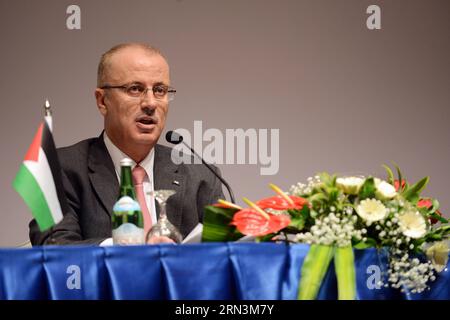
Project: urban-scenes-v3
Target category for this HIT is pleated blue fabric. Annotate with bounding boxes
[0,243,448,300]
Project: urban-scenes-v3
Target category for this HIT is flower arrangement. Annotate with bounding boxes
[201,165,450,299]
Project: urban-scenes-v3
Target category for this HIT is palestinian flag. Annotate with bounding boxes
[13,121,68,231]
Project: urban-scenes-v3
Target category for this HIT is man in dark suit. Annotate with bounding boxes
[29,43,224,245]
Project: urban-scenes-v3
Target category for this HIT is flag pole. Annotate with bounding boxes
[44,99,52,132]
[44,99,57,245]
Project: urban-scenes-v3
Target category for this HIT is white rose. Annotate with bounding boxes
[336,177,365,195]
[425,241,449,272]
[398,211,427,239]
[374,178,397,200]
[356,198,389,222]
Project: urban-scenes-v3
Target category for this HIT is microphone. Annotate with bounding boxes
[166,130,236,204]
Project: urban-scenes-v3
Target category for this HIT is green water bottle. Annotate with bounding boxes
[111,158,144,245]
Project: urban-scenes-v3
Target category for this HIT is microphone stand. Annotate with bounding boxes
[180,140,236,204]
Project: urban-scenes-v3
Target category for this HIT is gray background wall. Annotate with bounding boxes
[1,0,449,246]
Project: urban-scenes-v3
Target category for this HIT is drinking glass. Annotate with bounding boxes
[145,189,183,244]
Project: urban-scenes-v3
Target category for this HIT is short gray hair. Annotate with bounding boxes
[97,43,165,87]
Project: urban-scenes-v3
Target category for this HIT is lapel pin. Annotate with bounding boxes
[173,180,180,186]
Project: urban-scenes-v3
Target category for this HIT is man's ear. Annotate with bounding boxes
[95,88,107,116]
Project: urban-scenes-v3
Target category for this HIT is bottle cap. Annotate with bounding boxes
[120,158,133,167]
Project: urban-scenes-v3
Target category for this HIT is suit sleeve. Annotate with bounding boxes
[196,165,226,222]
[208,166,226,205]
[29,168,106,246]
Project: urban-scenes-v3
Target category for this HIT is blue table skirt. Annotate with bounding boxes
[0,243,448,300]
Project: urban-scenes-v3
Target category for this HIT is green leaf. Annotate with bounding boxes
[289,216,306,230]
[201,205,243,242]
[289,205,310,218]
[334,246,356,300]
[299,205,311,217]
[309,193,327,204]
[382,164,395,185]
[430,198,440,214]
[309,209,319,219]
[426,233,443,241]
[298,245,335,300]
[358,177,376,200]
[328,188,340,202]
[330,175,338,187]
[393,163,403,191]
[433,225,450,236]
[353,237,377,249]
[417,206,429,216]
[402,176,429,203]
[429,212,448,224]
[319,172,332,185]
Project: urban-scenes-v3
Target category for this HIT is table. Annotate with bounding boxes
[0,243,448,299]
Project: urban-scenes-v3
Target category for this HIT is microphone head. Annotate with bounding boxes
[166,130,183,145]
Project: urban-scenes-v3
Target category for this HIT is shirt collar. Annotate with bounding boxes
[103,132,155,182]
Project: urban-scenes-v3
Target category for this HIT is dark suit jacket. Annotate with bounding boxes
[29,134,224,245]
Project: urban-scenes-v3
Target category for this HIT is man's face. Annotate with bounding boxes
[95,47,170,156]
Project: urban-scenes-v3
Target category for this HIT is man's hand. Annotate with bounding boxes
[146,235,176,244]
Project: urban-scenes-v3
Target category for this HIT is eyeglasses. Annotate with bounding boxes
[100,83,176,101]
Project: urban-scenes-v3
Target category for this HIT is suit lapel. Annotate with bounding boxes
[87,139,184,227]
[153,144,185,231]
[88,134,119,217]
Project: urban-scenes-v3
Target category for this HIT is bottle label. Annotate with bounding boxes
[113,196,140,211]
[112,223,145,245]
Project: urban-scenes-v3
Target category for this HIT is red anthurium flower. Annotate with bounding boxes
[256,195,307,211]
[231,208,291,236]
[417,198,443,224]
[417,198,432,209]
[394,179,406,192]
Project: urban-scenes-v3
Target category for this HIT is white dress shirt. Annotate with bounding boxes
[101,133,157,246]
